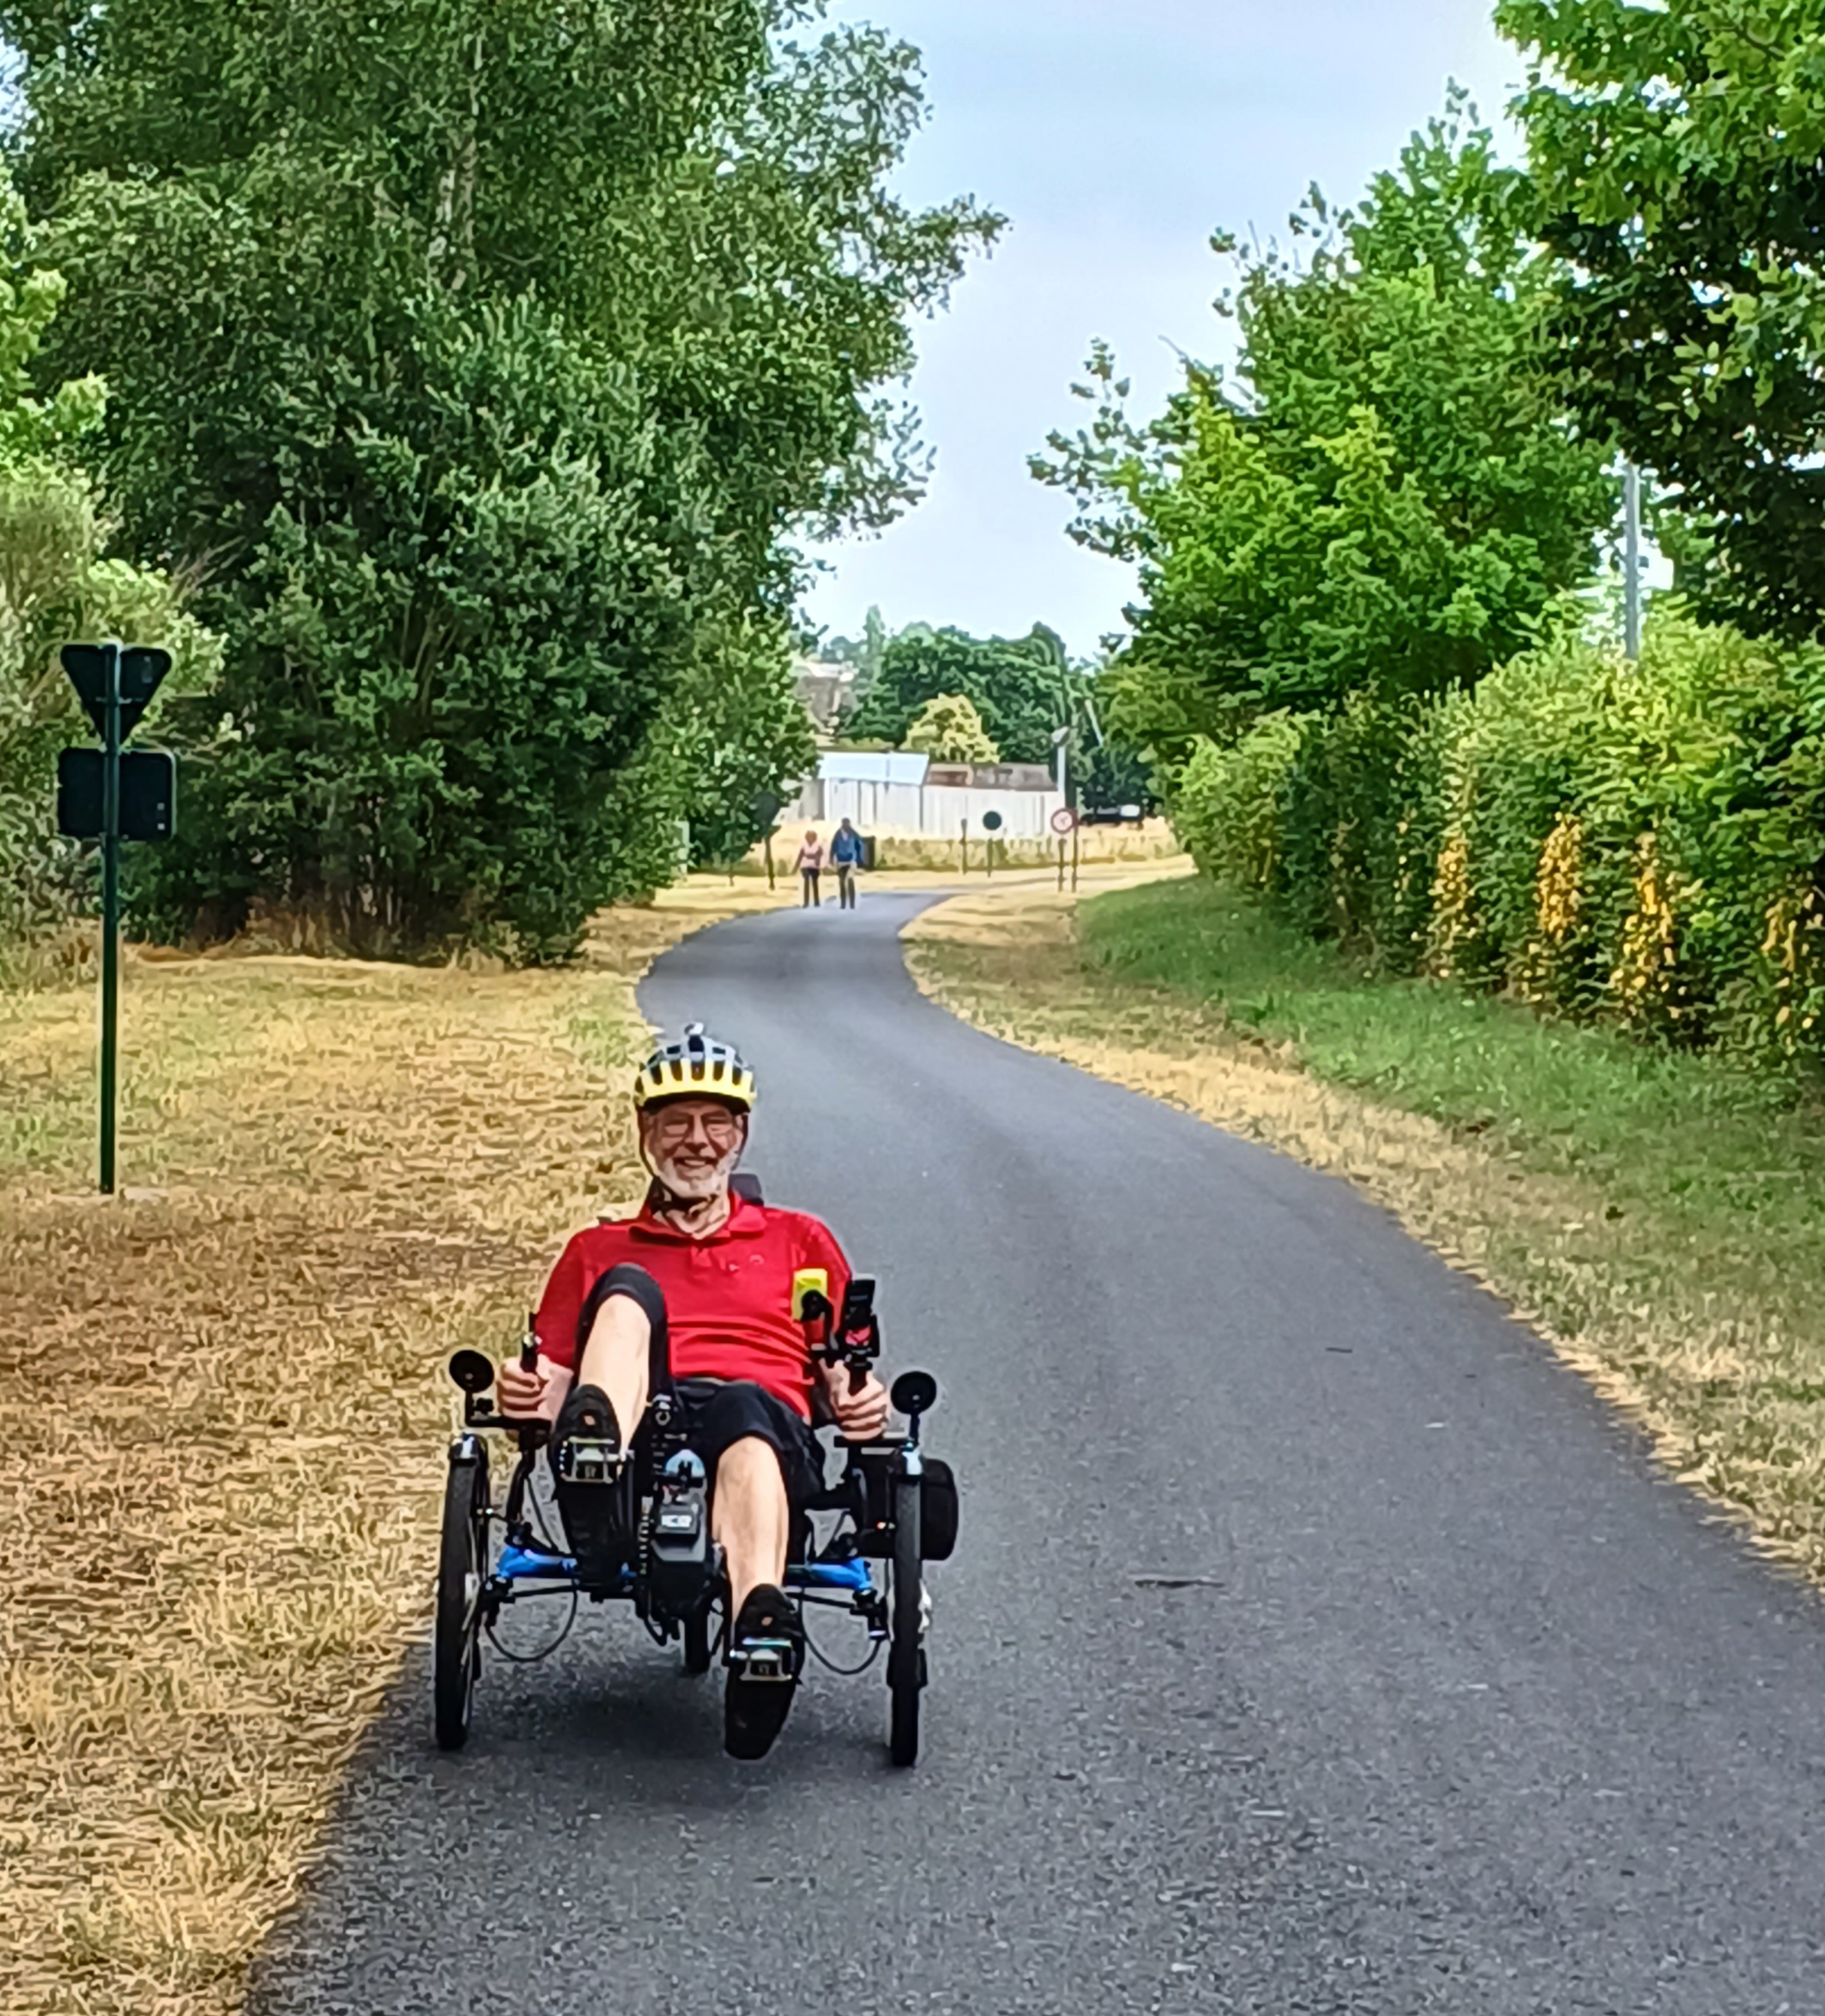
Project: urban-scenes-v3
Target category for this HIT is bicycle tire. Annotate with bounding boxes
[888,1472,924,1767]
[434,1448,488,1751]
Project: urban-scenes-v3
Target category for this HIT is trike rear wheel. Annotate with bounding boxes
[888,1472,924,1767]
[434,1447,489,1751]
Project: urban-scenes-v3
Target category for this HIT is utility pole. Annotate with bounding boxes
[1624,463,1643,663]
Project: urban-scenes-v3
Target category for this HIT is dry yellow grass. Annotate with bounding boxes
[906,887,1825,1582]
[0,886,760,2015]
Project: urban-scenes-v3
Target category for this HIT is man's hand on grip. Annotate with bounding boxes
[827,1369,890,1441]
[498,1356,559,1420]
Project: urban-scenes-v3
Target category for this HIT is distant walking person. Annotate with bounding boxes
[796,830,825,907]
[830,818,863,909]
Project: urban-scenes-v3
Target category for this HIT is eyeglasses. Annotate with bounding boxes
[649,1108,743,1146]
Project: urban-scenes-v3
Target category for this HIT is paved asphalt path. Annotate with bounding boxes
[252,893,1825,2014]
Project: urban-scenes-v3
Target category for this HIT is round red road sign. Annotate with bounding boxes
[1051,806,1078,835]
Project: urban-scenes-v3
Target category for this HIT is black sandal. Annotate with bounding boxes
[723,1582,804,1761]
[552,1383,626,1585]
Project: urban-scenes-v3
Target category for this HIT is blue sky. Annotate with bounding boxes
[801,1,1533,657]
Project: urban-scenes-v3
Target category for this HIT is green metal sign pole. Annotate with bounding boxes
[98,640,121,1193]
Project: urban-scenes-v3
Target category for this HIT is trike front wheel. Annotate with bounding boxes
[888,1472,924,1767]
[434,1446,489,1751]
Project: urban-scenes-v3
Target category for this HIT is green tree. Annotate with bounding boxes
[1034,104,1612,768]
[666,615,817,869]
[0,164,217,950]
[848,622,1067,761]
[857,605,889,706]
[1498,0,1825,638]
[902,691,999,762]
[5,0,999,957]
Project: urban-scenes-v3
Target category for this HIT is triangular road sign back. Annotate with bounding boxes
[61,642,173,740]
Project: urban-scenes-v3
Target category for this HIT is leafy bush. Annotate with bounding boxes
[1179,605,1825,1072]
[1170,715,1304,890]
[1275,691,1444,967]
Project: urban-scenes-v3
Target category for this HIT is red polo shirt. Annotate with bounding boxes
[533,1195,851,1420]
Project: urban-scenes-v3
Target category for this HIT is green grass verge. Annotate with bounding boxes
[1083,877,1823,1246]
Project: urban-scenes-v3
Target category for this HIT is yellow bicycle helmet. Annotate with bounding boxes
[632,1023,757,1112]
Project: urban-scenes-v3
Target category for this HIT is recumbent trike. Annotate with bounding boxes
[432,1226,955,1766]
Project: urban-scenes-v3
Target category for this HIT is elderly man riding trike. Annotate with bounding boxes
[434,1025,957,1764]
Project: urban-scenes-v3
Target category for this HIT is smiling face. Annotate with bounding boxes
[639,1095,748,1203]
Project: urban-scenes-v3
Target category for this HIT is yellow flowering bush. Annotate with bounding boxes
[1426,826,1477,980]
[1515,810,1587,1011]
[1609,831,1699,1036]
[1761,886,1825,1063]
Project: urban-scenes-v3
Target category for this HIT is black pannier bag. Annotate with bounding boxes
[920,1458,959,1561]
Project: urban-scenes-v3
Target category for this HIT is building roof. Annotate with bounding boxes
[817,750,931,786]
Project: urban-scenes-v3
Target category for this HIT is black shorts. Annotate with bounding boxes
[671,1377,827,1511]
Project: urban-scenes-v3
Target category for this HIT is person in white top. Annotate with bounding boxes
[794,830,825,907]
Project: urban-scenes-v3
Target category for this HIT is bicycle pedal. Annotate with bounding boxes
[557,1437,624,1487]
[728,1638,797,1683]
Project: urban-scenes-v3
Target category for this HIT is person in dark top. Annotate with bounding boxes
[829,817,864,908]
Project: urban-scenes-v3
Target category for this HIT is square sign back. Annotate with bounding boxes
[57,748,178,842]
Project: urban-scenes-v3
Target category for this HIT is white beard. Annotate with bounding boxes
[648,1139,742,1205]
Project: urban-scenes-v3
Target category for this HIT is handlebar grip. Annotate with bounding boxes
[848,1358,865,1394]
[520,1314,540,1374]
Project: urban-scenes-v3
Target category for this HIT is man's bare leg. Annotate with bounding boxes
[572,1294,650,1441]
[714,1435,790,1619]
[718,1436,798,1758]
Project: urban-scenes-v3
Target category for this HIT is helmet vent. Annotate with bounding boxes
[633,1025,756,1113]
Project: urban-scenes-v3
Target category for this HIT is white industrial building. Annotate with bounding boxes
[783,751,1064,838]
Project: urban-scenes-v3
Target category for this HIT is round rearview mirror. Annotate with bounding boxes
[891,1369,939,1417]
[447,1348,495,1396]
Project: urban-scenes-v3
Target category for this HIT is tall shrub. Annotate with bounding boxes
[1434,611,1825,1057]
[1172,602,1825,1071]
